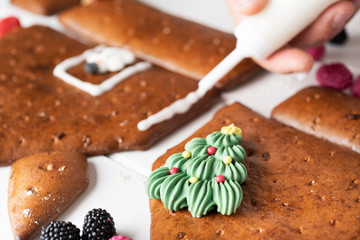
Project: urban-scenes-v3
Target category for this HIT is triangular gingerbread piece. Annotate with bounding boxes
[8,152,89,240]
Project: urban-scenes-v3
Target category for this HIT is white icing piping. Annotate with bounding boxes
[53,45,151,97]
[137,49,245,131]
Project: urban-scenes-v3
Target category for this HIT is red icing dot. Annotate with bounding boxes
[216,175,225,183]
[169,167,178,174]
[0,17,21,38]
[207,146,217,155]
[316,63,353,90]
[306,45,325,61]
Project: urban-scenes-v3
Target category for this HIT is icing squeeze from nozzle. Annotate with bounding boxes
[137,0,339,131]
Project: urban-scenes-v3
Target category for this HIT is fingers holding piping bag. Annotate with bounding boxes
[227,0,359,73]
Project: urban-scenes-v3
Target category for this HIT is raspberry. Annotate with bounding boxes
[306,46,325,61]
[82,208,116,240]
[329,29,348,45]
[0,16,21,38]
[41,221,81,240]
[109,235,133,240]
[316,63,353,90]
[351,76,360,98]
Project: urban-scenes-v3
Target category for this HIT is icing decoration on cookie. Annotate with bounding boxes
[223,156,232,164]
[53,45,151,96]
[182,151,191,159]
[221,123,242,135]
[84,47,135,74]
[189,177,199,184]
[137,60,222,130]
[145,124,247,218]
[216,175,225,183]
[207,146,217,155]
[169,167,178,175]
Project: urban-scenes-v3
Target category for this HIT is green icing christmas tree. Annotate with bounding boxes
[146,124,247,218]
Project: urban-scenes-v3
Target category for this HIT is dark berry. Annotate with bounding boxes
[109,235,133,240]
[306,45,325,61]
[82,208,116,240]
[316,63,353,90]
[351,76,360,98]
[329,29,348,45]
[84,62,99,74]
[41,221,80,240]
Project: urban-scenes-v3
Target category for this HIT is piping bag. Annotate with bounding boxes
[138,0,339,131]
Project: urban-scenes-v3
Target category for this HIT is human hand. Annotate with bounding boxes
[227,0,360,73]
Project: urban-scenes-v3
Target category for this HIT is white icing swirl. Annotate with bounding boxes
[53,45,151,97]
[86,47,136,73]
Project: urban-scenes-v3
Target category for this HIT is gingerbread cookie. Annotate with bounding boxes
[58,0,261,90]
[8,151,88,240]
[11,0,80,15]
[272,87,360,153]
[0,25,219,165]
[149,102,360,239]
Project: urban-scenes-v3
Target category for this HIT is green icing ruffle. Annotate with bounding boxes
[145,127,247,218]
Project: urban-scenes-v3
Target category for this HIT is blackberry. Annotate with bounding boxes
[82,208,116,240]
[41,221,80,240]
[329,29,348,45]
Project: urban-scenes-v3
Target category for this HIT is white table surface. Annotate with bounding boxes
[1,0,360,239]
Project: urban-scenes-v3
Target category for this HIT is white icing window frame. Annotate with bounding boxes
[53,45,152,97]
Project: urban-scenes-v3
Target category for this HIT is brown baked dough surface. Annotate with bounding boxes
[150,102,360,240]
[11,0,80,15]
[272,87,360,153]
[59,0,261,90]
[8,151,88,240]
[0,25,219,165]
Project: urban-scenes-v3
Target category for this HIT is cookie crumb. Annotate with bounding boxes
[177,232,186,239]
[82,135,92,147]
[18,137,25,145]
[312,115,321,125]
[347,114,360,120]
[58,166,66,172]
[47,164,54,171]
[117,137,124,147]
[262,152,270,161]
[23,209,31,217]
[215,229,224,236]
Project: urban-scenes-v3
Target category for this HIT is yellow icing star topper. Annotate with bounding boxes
[221,123,242,135]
